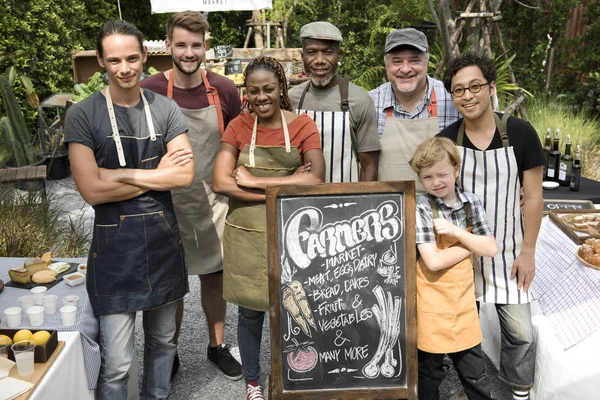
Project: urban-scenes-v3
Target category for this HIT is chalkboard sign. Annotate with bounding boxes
[266,182,417,400]
[543,199,595,215]
[214,44,233,59]
[224,59,243,75]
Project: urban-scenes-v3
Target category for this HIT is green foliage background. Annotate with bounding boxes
[1,0,600,122]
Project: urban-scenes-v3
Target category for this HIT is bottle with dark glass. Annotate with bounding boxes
[542,128,552,178]
[546,128,561,182]
[558,134,573,186]
[570,144,582,192]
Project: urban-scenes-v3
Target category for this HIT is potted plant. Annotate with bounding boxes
[0,50,42,168]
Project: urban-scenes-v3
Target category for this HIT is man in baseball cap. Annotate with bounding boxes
[369,27,460,187]
[289,21,380,183]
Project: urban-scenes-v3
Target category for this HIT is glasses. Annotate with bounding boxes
[451,82,489,97]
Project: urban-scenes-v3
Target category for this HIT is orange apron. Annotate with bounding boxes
[416,201,482,354]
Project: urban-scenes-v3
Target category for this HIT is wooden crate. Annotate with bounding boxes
[1,329,58,363]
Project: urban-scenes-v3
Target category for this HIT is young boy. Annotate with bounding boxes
[409,137,497,400]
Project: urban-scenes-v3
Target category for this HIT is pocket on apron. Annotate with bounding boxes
[94,224,119,253]
[223,221,267,281]
[91,211,184,296]
[141,156,159,169]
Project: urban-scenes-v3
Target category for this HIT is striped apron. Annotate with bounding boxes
[456,114,530,304]
[295,78,357,182]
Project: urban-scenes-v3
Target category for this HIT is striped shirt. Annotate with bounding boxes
[416,188,492,244]
[369,75,460,137]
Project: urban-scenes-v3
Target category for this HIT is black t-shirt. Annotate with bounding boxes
[437,113,545,184]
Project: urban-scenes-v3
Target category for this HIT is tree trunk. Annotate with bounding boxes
[252,10,264,48]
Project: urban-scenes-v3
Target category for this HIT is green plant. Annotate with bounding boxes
[0,187,91,257]
[527,96,600,180]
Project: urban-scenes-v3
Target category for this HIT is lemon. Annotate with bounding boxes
[13,329,33,343]
[0,334,12,345]
[31,330,51,346]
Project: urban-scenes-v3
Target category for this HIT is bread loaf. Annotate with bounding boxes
[24,261,49,275]
[32,269,57,284]
[8,268,32,284]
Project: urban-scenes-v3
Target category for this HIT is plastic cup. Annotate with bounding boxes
[11,340,36,376]
[0,337,10,358]
[30,286,48,305]
[4,307,22,327]
[41,294,58,315]
[18,295,35,312]
[60,305,77,326]
[26,305,45,326]
[62,295,79,309]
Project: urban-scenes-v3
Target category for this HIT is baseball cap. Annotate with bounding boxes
[300,21,343,43]
[385,28,428,53]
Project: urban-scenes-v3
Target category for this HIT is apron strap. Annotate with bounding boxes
[384,87,438,118]
[167,69,225,135]
[339,75,350,112]
[297,81,311,110]
[427,88,438,117]
[297,76,350,112]
[105,87,156,167]
[249,110,291,167]
[457,112,511,148]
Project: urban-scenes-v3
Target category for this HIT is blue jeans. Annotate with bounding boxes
[495,303,536,390]
[238,306,265,383]
[97,301,178,400]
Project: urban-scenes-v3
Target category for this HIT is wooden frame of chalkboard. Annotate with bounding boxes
[266,181,417,400]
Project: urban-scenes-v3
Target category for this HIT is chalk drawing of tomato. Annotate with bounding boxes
[284,338,318,373]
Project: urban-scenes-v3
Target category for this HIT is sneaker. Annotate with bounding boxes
[207,344,243,380]
[245,381,264,400]
[171,353,180,382]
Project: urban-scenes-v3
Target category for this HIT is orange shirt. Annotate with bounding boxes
[222,111,321,156]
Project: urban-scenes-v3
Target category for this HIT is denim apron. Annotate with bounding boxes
[416,201,482,353]
[87,88,188,315]
[222,111,301,311]
[378,89,438,192]
[166,70,229,275]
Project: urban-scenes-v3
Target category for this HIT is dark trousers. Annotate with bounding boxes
[418,344,492,400]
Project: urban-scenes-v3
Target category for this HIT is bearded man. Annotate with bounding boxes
[289,21,380,182]
[369,28,460,189]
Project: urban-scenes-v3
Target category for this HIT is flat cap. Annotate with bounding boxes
[300,21,343,43]
[385,28,428,53]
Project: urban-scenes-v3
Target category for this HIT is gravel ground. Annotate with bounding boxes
[47,177,514,400]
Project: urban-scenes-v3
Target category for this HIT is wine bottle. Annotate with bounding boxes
[558,134,573,186]
[570,144,582,192]
[542,128,552,178]
[546,128,561,182]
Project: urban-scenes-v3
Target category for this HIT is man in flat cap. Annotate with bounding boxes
[369,28,460,188]
[289,21,380,182]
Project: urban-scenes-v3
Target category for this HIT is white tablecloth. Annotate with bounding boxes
[481,302,600,400]
[29,331,94,400]
[480,214,600,400]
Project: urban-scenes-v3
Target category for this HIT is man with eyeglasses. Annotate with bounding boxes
[369,28,460,189]
[438,52,544,400]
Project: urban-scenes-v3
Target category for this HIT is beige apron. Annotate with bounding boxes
[378,89,438,192]
[416,201,482,353]
[167,70,229,275]
[223,111,301,311]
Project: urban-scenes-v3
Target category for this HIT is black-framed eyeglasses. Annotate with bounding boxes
[450,82,489,97]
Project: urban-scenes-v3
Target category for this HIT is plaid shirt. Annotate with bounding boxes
[369,75,460,137]
[416,188,492,244]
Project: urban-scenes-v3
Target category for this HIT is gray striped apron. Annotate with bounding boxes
[457,113,531,304]
[295,78,358,182]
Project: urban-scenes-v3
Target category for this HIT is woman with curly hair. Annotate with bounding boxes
[213,56,325,399]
